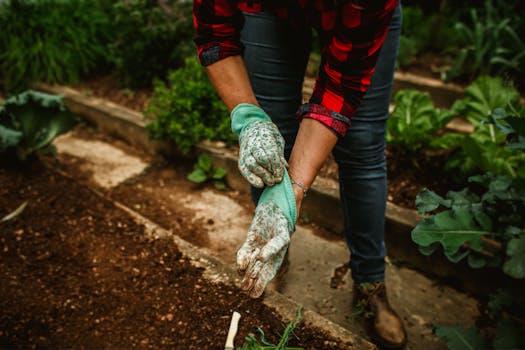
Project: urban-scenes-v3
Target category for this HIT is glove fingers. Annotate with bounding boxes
[241,259,262,292]
[246,151,276,187]
[248,254,283,298]
[239,156,264,188]
[237,241,259,272]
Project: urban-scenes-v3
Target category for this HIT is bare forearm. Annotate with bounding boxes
[205,55,258,112]
[288,119,338,212]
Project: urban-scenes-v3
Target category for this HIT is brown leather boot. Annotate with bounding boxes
[353,281,407,349]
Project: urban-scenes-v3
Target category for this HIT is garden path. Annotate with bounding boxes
[52,126,480,350]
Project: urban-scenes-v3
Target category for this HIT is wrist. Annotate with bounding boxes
[231,103,271,136]
[291,181,306,220]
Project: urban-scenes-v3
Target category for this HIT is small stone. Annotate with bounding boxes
[166,313,174,321]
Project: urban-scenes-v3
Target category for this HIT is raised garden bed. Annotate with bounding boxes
[70,74,456,210]
[0,161,368,349]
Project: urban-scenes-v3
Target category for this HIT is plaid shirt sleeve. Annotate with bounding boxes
[300,0,399,137]
[193,0,244,66]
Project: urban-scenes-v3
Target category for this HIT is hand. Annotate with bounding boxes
[238,119,286,188]
[231,103,286,188]
[237,201,292,298]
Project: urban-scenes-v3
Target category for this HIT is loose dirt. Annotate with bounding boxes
[49,126,480,350]
[0,163,350,349]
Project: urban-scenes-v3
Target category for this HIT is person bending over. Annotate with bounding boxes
[193,0,406,347]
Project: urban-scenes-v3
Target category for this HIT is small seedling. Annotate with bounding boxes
[187,154,227,190]
[238,307,304,350]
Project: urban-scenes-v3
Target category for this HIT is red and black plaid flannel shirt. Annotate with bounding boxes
[193,0,399,136]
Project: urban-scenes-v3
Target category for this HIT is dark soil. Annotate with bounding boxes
[0,163,350,349]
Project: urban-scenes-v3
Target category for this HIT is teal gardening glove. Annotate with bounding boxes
[231,103,286,188]
[236,167,297,298]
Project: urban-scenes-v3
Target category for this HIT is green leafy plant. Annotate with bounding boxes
[434,288,525,350]
[146,57,236,153]
[452,76,521,126]
[412,173,525,277]
[110,0,194,88]
[386,90,457,153]
[0,0,111,92]
[445,106,525,178]
[0,90,79,160]
[443,0,525,82]
[187,154,227,190]
[238,307,304,350]
[397,7,431,68]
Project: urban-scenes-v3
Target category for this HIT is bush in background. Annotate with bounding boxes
[443,0,525,84]
[110,0,194,89]
[145,57,235,154]
[0,0,111,92]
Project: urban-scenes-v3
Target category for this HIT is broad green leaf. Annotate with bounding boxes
[1,90,78,160]
[214,181,227,190]
[459,76,520,125]
[212,167,227,180]
[503,236,525,279]
[447,250,470,263]
[493,318,525,349]
[387,90,450,152]
[471,207,492,231]
[0,124,22,151]
[415,188,451,214]
[430,132,465,150]
[467,254,486,268]
[446,188,480,207]
[434,325,488,350]
[418,243,439,256]
[197,154,213,172]
[411,208,486,258]
[187,169,207,183]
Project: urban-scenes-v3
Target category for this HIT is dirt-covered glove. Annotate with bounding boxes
[237,168,296,298]
[231,103,286,188]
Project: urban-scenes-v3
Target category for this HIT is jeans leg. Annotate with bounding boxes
[333,3,402,284]
[240,12,311,204]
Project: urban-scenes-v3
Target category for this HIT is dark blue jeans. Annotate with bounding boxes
[241,4,402,284]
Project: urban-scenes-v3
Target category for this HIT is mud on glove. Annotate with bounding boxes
[236,168,297,298]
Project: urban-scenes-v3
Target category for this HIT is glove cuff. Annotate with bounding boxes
[258,168,297,232]
[231,103,271,136]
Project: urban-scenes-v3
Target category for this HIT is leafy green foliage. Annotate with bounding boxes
[386,90,456,152]
[434,325,488,350]
[238,307,304,350]
[412,173,525,278]
[397,7,430,68]
[503,236,525,278]
[445,105,525,178]
[0,0,111,92]
[187,154,227,190]
[412,189,487,262]
[146,57,235,153]
[110,0,194,88]
[0,90,79,160]
[452,76,521,125]
[435,288,525,350]
[443,0,525,82]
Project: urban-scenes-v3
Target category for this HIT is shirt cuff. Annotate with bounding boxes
[296,103,351,137]
[198,42,243,67]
